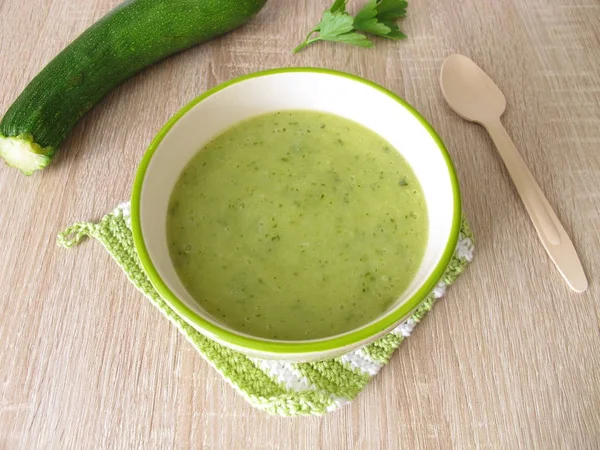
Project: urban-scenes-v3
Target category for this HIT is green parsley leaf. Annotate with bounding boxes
[293,10,373,53]
[293,0,408,53]
[329,0,349,14]
[354,0,392,36]
[375,0,408,22]
[381,22,407,40]
[327,31,375,47]
[306,0,349,36]
[354,0,408,38]
[319,11,355,37]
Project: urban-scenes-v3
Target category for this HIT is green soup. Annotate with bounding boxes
[167,111,427,340]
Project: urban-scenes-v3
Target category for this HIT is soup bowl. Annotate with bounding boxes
[131,68,461,361]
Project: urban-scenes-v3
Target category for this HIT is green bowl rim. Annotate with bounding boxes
[131,67,462,355]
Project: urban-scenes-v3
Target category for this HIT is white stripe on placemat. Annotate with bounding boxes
[432,281,447,299]
[339,348,383,376]
[327,396,350,411]
[457,236,474,261]
[115,202,132,228]
[253,359,315,392]
[253,359,351,411]
[392,318,417,337]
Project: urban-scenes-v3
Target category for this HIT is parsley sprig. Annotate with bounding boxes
[293,0,408,53]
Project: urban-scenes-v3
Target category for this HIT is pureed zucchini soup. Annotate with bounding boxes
[167,111,428,340]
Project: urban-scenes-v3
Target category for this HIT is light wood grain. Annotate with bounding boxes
[1,0,599,448]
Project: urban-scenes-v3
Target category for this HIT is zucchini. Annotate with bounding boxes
[0,0,267,175]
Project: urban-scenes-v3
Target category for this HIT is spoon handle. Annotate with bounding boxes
[484,119,588,293]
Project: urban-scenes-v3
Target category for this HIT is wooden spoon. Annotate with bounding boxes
[440,54,588,293]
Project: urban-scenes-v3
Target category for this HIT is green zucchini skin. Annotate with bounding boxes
[0,0,267,174]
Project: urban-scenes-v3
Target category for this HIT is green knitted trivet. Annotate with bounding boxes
[58,203,474,416]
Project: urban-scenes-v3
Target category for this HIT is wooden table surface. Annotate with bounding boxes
[1,0,599,448]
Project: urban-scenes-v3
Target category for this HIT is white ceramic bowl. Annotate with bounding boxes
[132,68,461,361]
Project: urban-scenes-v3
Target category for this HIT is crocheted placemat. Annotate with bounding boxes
[58,202,474,416]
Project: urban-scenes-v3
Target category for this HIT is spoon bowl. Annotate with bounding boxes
[440,54,506,124]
